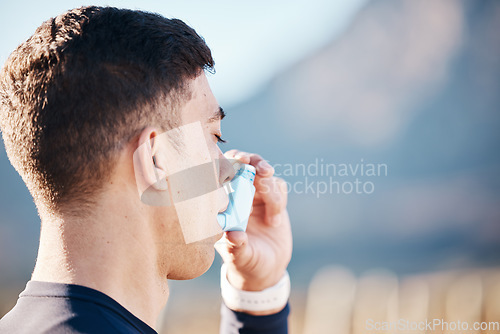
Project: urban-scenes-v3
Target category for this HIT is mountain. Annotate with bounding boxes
[0,0,499,291]
[222,0,500,282]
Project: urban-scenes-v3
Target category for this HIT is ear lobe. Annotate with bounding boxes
[152,166,169,191]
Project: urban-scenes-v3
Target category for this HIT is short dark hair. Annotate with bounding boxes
[0,6,214,215]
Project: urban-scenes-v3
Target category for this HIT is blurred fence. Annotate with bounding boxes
[302,266,500,334]
[2,266,499,333]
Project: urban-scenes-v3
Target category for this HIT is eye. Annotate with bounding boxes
[214,134,227,144]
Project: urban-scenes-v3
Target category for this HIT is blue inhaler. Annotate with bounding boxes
[217,164,256,232]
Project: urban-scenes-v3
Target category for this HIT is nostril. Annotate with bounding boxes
[218,157,236,185]
[223,174,233,184]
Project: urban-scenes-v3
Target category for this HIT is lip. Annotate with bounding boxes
[217,184,231,215]
[218,203,228,214]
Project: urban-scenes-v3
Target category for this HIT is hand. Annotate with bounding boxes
[215,150,293,315]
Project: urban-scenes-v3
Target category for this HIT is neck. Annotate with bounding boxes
[32,192,168,329]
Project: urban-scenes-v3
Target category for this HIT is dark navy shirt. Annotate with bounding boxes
[0,281,289,333]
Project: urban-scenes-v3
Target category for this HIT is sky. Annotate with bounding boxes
[0,0,367,107]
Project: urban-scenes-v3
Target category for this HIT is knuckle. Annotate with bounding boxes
[249,153,263,161]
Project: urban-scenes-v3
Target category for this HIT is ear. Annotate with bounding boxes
[133,127,168,194]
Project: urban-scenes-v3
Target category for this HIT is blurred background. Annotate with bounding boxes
[1,0,499,333]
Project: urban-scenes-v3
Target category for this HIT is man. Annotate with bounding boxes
[0,6,292,334]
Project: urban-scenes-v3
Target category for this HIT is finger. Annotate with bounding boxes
[255,159,274,177]
[244,154,273,177]
[224,149,239,158]
[224,231,248,248]
[255,177,288,224]
[225,150,274,177]
[224,150,251,164]
[215,231,251,264]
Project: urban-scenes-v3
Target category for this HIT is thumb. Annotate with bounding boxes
[225,231,248,248]
[215,231,251,265]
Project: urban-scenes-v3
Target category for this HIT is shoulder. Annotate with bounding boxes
[0,297,134,334]
[0,291,143,333]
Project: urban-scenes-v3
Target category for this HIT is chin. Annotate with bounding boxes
[168,233,220,280]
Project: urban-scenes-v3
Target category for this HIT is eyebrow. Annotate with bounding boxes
[208,106,226,123]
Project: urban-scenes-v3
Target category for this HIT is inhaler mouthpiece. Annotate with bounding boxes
[217,164,256,232]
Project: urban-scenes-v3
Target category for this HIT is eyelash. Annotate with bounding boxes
[215,134,227,144]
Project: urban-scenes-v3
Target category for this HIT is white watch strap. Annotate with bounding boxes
[220,263,291,312]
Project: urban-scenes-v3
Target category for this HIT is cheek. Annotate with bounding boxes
[171,186,222,244]
[154,206,182,239]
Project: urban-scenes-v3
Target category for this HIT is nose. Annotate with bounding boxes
[218,154,236,185]
[216,154,235,213]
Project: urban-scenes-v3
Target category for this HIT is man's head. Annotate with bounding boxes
[0,6,233,279]
[0,6,214,215]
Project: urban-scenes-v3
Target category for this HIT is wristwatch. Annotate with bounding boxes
[220,263,290,312]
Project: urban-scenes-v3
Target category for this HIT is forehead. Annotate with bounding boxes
[180,73,219,125]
